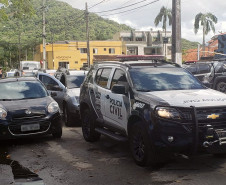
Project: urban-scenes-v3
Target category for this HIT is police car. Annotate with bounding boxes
[80,58,226,166]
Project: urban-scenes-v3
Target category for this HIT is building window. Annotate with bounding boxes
[80,48,87,53]
[104,48,106,51]
[123,37,131,41]
[75,61,78,64]
[93,48,98,54]
[109,48,115,54]
[127,47,138,55]
[136,38,143,41]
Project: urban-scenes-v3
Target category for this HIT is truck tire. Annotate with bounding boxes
[129,122,164,167]
[82,109,101,142]
[216,81,226,93]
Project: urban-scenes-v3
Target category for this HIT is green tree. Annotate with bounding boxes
[154,6,172,56]
[154,6,172,33]
[0,0,34,20]
[194,12,218,56]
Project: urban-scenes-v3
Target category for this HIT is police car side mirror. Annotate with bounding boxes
[111,84,126,95]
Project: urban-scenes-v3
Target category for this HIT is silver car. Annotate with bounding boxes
[37,71,87,126]
[55,70,87,126]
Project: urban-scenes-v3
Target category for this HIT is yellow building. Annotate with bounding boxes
[34,41,126,70]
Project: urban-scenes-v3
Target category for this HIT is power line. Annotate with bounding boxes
[89,0,107,9]
[99,0,160,16]
[120,0,135,6]
[92,0,151,14]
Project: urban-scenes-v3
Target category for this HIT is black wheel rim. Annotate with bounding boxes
[217,83,226,92]
[132,131,145,162]
[82,114,91,138]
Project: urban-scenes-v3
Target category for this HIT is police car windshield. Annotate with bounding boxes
[0,81,48,100]
[67,75,85,89]
[129,67,205,92]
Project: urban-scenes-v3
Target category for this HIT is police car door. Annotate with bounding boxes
[104,68,129,130]
[93,68,113,119]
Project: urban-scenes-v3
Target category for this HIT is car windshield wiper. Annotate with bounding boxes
[0,99,13,101]
[136,89,151,92]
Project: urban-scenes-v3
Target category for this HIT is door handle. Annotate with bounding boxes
[105,95,110,99]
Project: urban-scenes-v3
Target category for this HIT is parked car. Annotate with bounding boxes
[183,61,212,82]
[80,59,226,167]
[36,72,65,113]
[54,70,87,126]
[6,69,21,77]
[0,77,62,140]
[183,59,226,93]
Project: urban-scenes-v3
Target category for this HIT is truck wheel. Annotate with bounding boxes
[82,109,100,142]
[216,81,226,93]
[129,122,163,167]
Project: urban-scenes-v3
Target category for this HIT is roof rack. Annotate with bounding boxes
[116,55,165,62]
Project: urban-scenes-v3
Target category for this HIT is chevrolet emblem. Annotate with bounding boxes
[207,114,219,119]
[25,110,32,115]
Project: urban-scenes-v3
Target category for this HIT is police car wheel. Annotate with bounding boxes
[129,122,152,166]
[82,109,100,142]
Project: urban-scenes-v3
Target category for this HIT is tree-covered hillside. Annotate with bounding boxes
[0,0,131,67]
[182,38,200,51]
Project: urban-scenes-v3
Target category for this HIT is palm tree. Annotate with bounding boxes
[154,6,172,56]
[194,12,218,57]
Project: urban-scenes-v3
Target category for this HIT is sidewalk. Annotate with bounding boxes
[0,164,15,184]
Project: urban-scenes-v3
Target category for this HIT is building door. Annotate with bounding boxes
[59,62,69,69]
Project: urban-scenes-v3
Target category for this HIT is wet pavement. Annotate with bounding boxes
[2,127,226,185]
[0,140,45,185]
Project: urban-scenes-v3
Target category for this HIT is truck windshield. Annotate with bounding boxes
[129,67,205,92]
[0,81,48,100]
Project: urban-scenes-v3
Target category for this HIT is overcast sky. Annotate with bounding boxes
[59,0,226,44]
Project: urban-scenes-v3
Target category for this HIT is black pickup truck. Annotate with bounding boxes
[183,59,226,93]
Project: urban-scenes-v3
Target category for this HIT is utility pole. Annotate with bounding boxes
[42,0,47,69]
[197,44,200,61]
[172,0,182,66]
[51,31,54,69]
[86,2,91,68]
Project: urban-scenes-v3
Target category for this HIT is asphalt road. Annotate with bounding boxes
[2,126,226,185]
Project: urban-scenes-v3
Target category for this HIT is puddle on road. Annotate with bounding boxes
[0,144,45,185]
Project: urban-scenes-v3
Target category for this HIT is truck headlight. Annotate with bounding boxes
[0,108,7,119]
[156,107,181,120]
[48,102,59,113]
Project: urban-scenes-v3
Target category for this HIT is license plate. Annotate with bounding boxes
[216,130,226,138]
[21,124,40,132]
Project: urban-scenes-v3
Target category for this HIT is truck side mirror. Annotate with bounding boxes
[111,84,126,95]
